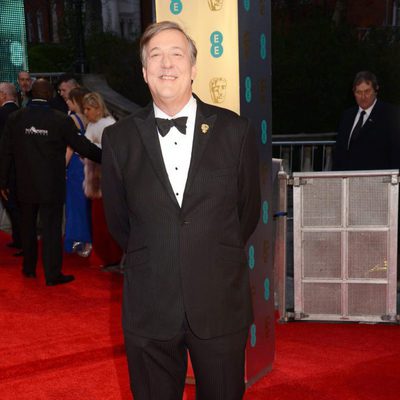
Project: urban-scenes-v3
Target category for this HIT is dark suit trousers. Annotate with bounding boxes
[124,318,248,400]
[20,202,63,281]
[2,190,22,247]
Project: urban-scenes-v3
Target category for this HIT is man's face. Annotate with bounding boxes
[18,72,32,93]
[59,81,77,101]
[354,81,377,110]
[142,29,196,112]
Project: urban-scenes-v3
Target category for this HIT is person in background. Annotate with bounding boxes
[59,76,80,103]
[0,82,22,254]
[101,21,261,400]
[0,79,101,286]
[332,70,400,171]
[64,87,92,257]
[50,74,80,114]
[82,92,122,267]
[16,71,32,107]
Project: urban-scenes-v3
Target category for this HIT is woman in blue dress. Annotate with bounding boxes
[64,87,92,257]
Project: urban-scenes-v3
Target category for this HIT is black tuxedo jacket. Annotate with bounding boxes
[0,100,101,204]
[102,97,261,340]
[333,99,400,171]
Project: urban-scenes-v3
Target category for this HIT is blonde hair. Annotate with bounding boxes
[82,92,111,118]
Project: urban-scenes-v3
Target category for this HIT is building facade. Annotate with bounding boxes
[24,0,141,44]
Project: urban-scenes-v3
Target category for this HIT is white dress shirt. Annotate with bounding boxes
[154,96,197,207]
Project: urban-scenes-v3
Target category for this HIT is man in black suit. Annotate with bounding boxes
[0,82,22,252]
[0,79,102,286]
[102,21,261,400]
[333,70,400,171]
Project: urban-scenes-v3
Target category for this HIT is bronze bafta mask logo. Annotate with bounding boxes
[208,0,224,11]
[209,77,227,104]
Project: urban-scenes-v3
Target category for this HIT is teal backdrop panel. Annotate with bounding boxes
[239,0,275,385]
[0,0,29,84]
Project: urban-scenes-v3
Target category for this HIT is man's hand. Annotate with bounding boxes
[0,189,9,201]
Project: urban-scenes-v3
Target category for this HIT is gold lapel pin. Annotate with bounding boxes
[201,123,209,134]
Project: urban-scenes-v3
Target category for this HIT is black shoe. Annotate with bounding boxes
[13,250,24,257]
[22,270,36,278]
[46,274,75,286]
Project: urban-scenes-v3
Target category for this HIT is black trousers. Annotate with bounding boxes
[2,180,22,247]
[124,318,248,400]
[20,202,63,281]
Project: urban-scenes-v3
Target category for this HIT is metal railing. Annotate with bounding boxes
[272,132,337,173]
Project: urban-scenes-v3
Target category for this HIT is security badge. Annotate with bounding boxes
[201,124,209,134]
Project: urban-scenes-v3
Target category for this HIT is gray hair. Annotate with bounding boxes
[140,21,197,67]
[0,82,17,101]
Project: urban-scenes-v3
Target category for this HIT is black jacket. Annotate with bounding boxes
[0,100,101,203]
[101,97,261,340]
[0,102,19,137]
[333,99,400,171]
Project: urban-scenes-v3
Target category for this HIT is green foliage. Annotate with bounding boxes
[272,9,400,134]
[28,43,75,73]
[86,32,150,106]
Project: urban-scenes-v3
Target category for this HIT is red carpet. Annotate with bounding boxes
[0,229,399,399]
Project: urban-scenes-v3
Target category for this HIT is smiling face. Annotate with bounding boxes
[142,29,196,116]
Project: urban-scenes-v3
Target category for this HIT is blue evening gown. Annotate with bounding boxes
[64,113,92,253]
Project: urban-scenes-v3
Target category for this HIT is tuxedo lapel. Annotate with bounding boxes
[134,106,179,207]
[183,100,217,204]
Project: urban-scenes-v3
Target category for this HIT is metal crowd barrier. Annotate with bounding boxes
[272,132,337,173]
[273,168,400,323]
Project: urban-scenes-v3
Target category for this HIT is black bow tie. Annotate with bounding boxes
[155,117,188,137]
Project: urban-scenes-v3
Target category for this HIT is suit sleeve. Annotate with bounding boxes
[101,130,130,251]
[64,118,102,163]
[0,118,13,189]
[238,119,261,244]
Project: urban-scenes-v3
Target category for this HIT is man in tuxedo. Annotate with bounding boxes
[101,21,261,400]
[0,82,22,253]
[0,79,102,286]
[333,70,400,171]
